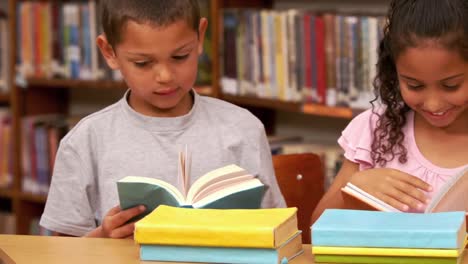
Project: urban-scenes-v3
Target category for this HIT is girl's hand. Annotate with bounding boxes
[86,205,146,238]
[349,168,432,211]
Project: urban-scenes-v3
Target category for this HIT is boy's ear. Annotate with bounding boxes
[96,34,120,70]
[197,18,208,55]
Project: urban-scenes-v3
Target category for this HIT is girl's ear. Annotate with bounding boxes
[197,18,208,55]
[96,34,120,70]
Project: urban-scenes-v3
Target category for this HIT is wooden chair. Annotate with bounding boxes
[272,153,325,244]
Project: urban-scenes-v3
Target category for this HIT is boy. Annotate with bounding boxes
[40,0,286,238]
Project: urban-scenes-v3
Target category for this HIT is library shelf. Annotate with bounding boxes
[18,192,47,204]
[222,94,356,119]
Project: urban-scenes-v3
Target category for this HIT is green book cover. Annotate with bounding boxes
[314,254,460,264]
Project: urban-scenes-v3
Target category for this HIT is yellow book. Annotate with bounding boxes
[312,245,465,258]
[135,205,298,248]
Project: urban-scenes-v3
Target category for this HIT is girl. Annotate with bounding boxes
[311,0,468,223]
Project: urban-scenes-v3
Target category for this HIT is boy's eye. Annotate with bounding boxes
[172,54,189,61]
[442,84,460,91]
[134,61,150,68]
[406,83,424,91]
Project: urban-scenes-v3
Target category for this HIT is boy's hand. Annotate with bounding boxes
[349,168,432,211]
[87,205,146,238]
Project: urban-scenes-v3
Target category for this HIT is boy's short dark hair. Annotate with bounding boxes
[100,0,201,47]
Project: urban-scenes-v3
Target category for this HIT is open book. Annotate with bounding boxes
[117,147,265,220]
[341,167,468,214]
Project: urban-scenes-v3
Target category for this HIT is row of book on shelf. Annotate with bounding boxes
[0,211,15,234]
[0,109,12,189]
[0,12,8,92]
[16,1,120,81]
[20,114,79,195]
[15,0,212,86]
[0,212,50,235]
[221,9,385,109]
[29,217,53,236]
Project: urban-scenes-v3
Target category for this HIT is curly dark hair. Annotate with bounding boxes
[370,0,468,166]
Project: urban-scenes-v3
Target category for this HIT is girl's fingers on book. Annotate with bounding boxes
[390,178,429,204]
[380,193,409,212]
[383,185,423,211]
[392,170,432,192]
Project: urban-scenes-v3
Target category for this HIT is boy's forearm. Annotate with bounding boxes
[85,226,104,238]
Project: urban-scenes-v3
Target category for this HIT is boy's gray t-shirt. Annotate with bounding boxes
[40,91,286,236]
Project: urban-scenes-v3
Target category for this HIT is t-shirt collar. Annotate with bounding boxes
[119,89,199,132]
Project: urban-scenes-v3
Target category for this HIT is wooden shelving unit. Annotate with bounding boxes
[222,94,301,113]
[0,94,10,103]
[0,189,13,199]
[26,78,127,90]
[26,78,213,96]
[223,94,356,119]
[18,192,47,204]
[302,104,354,119]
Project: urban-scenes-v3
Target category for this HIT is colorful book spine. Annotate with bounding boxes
[312,246,462,257]
[135,206,298,248]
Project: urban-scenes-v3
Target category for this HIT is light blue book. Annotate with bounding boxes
[140,231,303,264]
[312,209,466,249]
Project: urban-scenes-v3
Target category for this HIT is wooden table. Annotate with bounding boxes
[0,235,314,264]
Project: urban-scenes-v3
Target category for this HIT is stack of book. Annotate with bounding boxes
[134,205,304,264]
[311,209,467,264]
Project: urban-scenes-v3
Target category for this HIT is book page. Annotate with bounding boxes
[191,175,254,202]
[426,167,468,213]
[177,145,190,200]
[341,183,401,212]
[187,164,252,203]
[183,145,190,198]
[192,179,264,208]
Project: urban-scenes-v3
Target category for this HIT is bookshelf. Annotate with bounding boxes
[0,189,13,200]
[0,94,9,103]
[4,0,387,235]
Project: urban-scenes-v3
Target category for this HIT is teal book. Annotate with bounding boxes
[312,209,466,249]
[314,254,460,264]
[117,148,265,221]
[140,231,303,264]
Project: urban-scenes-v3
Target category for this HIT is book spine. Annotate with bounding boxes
[302,13,311,101]
[140,245,278,264]
[135,224,276,248]
[260,11,271,98]
[315,16,326,105]
[312,246,460,257]
[312,228,460,249]
[314,254,457,264]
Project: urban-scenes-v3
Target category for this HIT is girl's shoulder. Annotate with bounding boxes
[344,107,383,134]
[338,106,413,170]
